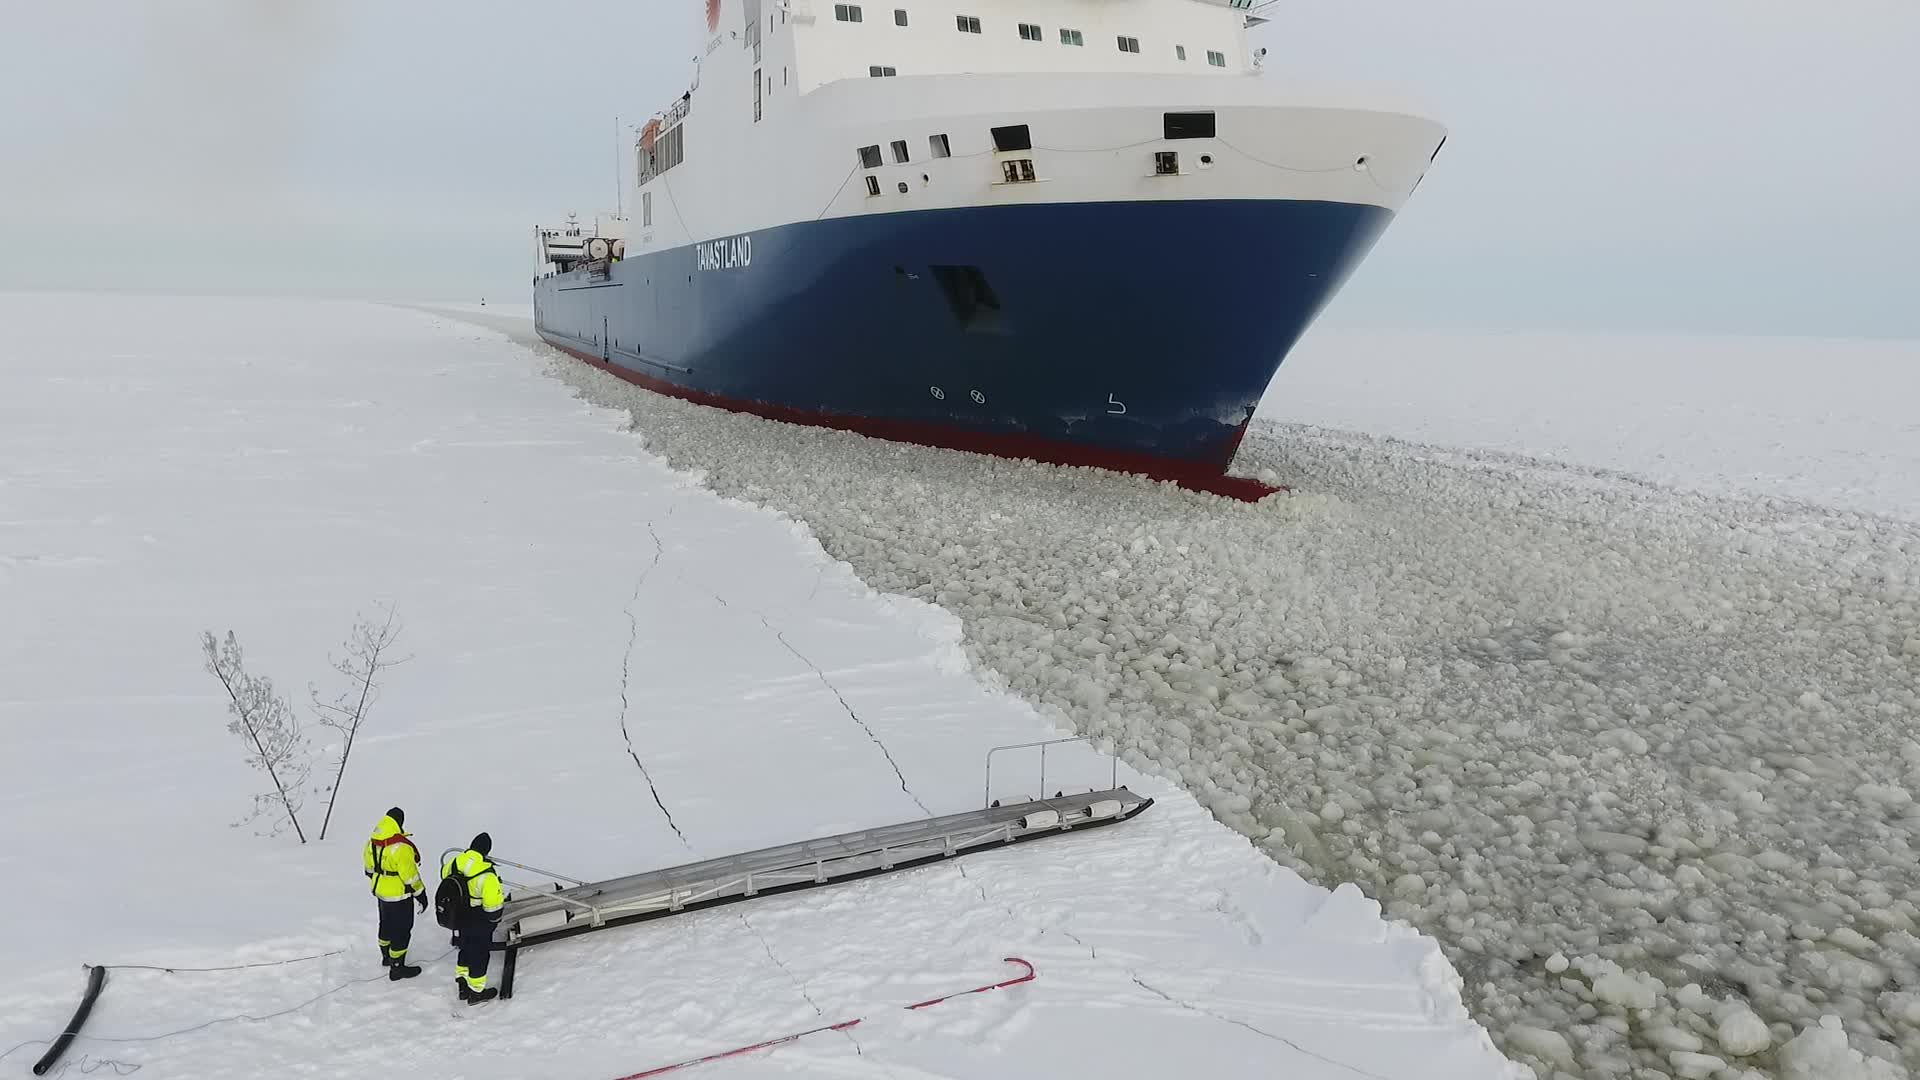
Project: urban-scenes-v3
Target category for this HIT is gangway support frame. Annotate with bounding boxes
[489,787,1151,998]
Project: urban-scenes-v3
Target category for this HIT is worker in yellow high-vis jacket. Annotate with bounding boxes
[364,807,426,981]
[442,832,506,1004]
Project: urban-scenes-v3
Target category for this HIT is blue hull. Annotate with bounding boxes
[534,198,1390,488]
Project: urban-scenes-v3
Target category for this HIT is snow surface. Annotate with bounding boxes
[514,316,1920,1080]
[0,294,1515,1079]
[1262,329,1920,521]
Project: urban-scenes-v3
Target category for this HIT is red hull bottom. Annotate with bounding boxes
[542,336,1280,502]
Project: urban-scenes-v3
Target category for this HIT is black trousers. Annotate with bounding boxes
[377,898,414,962]
[456,918,495,987]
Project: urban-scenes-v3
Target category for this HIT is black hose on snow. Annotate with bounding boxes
[32,964,105,1076]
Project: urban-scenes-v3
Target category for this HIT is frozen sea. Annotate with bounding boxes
[0,293,1515,1080]
[5,291,1918,1080]
[1265,328,1920,521]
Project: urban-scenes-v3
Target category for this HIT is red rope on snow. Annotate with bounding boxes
[904,956,1035,1010]
[615,1019,863,1079]
[613,957,1036,1079]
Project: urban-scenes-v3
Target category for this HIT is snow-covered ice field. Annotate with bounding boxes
[518,317,1920,1080]
[0,294,1514,1079]
[1264,329,1920,521]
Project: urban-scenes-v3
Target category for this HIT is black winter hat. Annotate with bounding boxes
[387,807,405,828]
[471,832,493,856]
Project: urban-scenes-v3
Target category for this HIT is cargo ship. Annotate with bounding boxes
[533,0,1444,497]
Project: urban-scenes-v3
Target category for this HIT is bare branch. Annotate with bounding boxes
[313,605,408,841]
[202,630,310,843]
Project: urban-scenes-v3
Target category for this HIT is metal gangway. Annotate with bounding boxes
[474,739,1152,997]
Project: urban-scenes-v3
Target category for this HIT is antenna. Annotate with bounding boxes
[613,114,624,218]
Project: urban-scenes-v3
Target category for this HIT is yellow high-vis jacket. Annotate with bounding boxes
[442,849,505,916]
[364,814,424,901]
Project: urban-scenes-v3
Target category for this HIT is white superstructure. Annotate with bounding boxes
[538,0,1443,272]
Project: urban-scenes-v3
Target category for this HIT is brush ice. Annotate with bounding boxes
[1717,1004,1773,1056]
[1778,1015,1907,1080]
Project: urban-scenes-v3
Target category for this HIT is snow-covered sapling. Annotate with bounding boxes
[201,630,312,843]
[311,605,409,841]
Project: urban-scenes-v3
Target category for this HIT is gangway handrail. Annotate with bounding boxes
[436,848,604,918]
[499,791,1128,924]
[486,787,1153,998]
[491,857,589,886]
[982,735,1118,808]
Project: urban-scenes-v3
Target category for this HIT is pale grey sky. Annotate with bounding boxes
[1,0,1915,336]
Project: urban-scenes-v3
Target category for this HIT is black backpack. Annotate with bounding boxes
[434,860,473,930]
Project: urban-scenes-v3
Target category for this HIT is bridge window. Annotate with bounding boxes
[869,65,897,76]
[891,139,910,163]
[834,4,863,21]
[1059,28,1083,46]
[1176,45,1187,61]
[1117,36,1140,54]
[1018,23,1042,41]
[1207,50,1226,67]
[858,144,883,169]
[990,124,1031,153]
[894,8,907,24]
[930,133,951,158]
[955,14,981,33]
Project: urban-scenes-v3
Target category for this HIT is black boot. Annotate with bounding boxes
[466,986,499,1005]
[389,962,422,981]
[381,948,394,967]
[457,979,473,1002]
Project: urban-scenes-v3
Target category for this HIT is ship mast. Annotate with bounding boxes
[613,114,624,218]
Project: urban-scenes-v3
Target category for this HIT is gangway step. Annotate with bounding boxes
[489,787,1151,997]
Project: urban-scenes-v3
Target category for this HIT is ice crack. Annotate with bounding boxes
[1124,973,1395,1080]
[739,913,873,1062]
[617,511,687,847]
[765,616,930,817]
